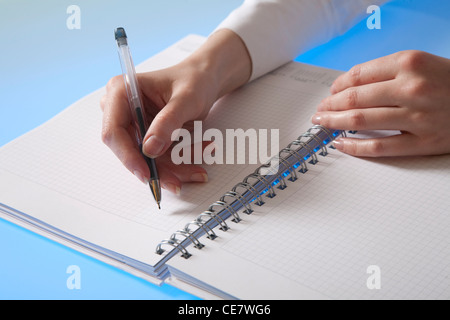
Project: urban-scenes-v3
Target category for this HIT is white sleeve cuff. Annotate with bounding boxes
[214,0,389,82]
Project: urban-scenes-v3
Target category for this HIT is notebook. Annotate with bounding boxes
[0,34,449,300]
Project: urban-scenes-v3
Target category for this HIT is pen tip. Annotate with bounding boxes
[158,203,161,210]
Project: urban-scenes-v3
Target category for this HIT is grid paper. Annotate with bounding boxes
[221,154,450,299]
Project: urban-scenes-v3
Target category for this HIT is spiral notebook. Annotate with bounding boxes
[1,35,449,300]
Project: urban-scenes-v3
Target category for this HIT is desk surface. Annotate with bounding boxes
[1,0,449,299]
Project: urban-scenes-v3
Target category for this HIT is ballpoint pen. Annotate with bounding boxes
[114,27,161,209]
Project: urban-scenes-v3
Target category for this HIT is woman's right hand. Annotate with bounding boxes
[100,29,252,193]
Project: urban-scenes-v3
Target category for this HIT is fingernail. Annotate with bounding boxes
[133,170,148,184]
[190,173,208,182]
[333,138,344,151]
[143,135,165,158]
[163,182,181,195]
[311,114,321,124]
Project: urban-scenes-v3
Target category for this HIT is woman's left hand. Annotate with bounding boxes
[312,50,450,157]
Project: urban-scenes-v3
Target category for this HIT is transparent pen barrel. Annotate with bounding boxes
[118,44,147,140]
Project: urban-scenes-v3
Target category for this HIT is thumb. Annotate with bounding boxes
[142,97,196,158]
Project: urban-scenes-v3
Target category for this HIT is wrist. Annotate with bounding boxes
[184,29,252,100]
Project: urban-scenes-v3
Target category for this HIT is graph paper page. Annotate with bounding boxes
[170,148,450,299]
[167,72,450,300]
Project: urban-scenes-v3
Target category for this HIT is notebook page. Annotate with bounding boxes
[167,72,450,299]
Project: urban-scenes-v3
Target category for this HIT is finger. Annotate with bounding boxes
[101,79,150,183]
[331,53,400,94]
[143,96,200,158]
[100,95,107,112]
[311,107,409,132]
[333,133,420,157]
[318,80,399,112]
[164,161,208,183]
[156,150,209,195]
[156,163,182,195]
[102,120,151,183]
[157,140,210,183]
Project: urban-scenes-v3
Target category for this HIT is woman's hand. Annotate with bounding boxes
[100,29,251,193]
[100,65,211,194]
[312,50,450,157]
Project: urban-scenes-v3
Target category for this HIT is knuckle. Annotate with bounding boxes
[409,110,429,124]
[347,110,366,129]
[345,88,359,107]
[401,78,429,97]
[106,75,123,92]
[398,50,427,71]
[101,125,114,146]
[348,64,362,86]
[367,140,385,157]
[177,83,196,97]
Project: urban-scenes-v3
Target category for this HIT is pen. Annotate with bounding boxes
[114,27,161,209]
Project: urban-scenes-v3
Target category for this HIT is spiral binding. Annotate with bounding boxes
[155,125,347,259]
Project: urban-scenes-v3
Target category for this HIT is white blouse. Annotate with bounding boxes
[215,0,389,81]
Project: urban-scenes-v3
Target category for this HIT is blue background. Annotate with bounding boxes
[1,0,449,299]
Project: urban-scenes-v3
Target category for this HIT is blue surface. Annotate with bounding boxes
[295,0,450,69]
[1,0,449,299]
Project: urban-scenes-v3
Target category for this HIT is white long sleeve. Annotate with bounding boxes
[215,0,389,81]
